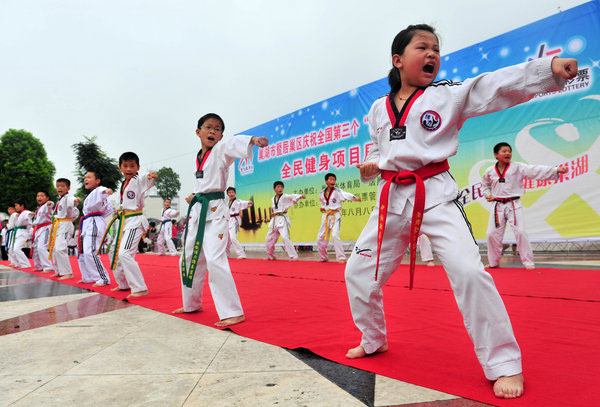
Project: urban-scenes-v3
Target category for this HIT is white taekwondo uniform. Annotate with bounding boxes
[265,193,303,260]
[482,161,559,268]
[77,187,113,285]
[417,234,434,262]
[345,57,564,380]
[6,211,18,265]
[108,173,155,293]
[32,203,54,271]
[317,187,359,262]
[157,206,179,255]
[50,194,77,276]
[12,210,33,268]
[226,198,251,259]
[179,135,254,320]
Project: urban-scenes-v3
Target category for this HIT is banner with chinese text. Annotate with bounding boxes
[235,0,600,244]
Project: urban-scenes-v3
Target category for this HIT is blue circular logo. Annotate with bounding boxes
[420,110,441,131]
[127,191,136,199]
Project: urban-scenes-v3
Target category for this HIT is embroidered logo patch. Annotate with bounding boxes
[420,110,441,131]
[211,207,217,212]
[354,247,373,258]
[127,191,135,199]
[332,199,337,203]
[218,234,224,240]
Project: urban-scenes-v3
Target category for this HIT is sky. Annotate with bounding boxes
[0,0,589,211]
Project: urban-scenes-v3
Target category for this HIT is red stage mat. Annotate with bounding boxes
[6,255,599,406]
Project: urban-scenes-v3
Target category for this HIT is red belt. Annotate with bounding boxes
[376,159,450,289]
[30,222,52,259]
[493,196,520,227]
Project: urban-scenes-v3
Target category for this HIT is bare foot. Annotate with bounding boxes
[289,258,298,262]
[525,265,535,270]
[267,257,276,261]
[215,315,245,327]
[345,342,388,359]
[171,307,203,314]
[111,286,130,292]
[320,259,328,262]
[50,273,60,277]
[493,373,524,398]
[127,290,148,298]
[339,259,346,264]
[485,264,499,269]
[42,270,54,273]
[58,274,73,280]
[92,283,107,287]
[426,261,435,267]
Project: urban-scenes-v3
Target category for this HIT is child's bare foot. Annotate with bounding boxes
[339,259,346,264]
[58,274,73,280]
[50,273,60,277]
[215,315,245,327]
[426,261,435,267]
[111,286,130,292]
[485,264,499,268]
[42,269,54,273]
[92,282,107,287]
[493,373,524,398]
[127,290,148,298]
[345,342,388,359]
[525,265,535,270]
[171,307,203,314]
[267,257,276,261]
[289,258,298,262]
[8,262,15,267]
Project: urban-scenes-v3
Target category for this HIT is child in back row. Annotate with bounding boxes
[344,23,577,399]
[482,142,567,270]
[265,181,305,261]
[11,199,33,269]
[317,173,361,263]
[157,199,179,256]
[48,178,78,280]
[226,187,252,259]
[5,206,17,266]
[173,113,268,327]
[103,152,157,298]
[32,191,54,272]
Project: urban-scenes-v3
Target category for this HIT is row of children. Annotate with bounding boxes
[2,23,577,399]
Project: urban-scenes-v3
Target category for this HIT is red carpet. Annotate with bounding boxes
[6,254,599,406]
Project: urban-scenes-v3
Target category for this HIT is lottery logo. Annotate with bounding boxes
[127,191,135,199]
[420,110,441,131]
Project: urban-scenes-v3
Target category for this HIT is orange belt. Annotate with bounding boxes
[377,159,450,289]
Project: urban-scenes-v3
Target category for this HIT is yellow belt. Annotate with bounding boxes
[47,218,73,260]
[98,210,143,269]
[324,209,340,240]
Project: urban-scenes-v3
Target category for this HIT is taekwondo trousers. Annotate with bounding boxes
[52,222,74,276]
[109,226,147,293]
[7,231,16,265]
[486,202,534,268]
[77,218,110,285]
[12,230,31,268]
[317,212,346,261]
[265,216,298,260]
[417,234,434,262]
[179,207,243,320]
[33,225,53,271]
[227,218,246,259]
[345,199,522,380]
[157,222,177,255]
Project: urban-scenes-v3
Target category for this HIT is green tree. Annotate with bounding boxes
[156,167,181,200]
[72,136,122,198]
[0,129,56,213]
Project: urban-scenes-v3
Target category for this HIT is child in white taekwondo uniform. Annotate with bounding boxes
[482,142,567,270]
[157,199,179,255]
[75,171,114,286]
[5,206,18,267]
[265,181,305,261]
[48,178,78,280]
[11,199,33,269]
[317,173,361,263]
[344,24,577,399]
[417,234,435,266]
[32,191,55,272]
[226,187,252,259]
[103,152,157,298]
[172,113,268,327]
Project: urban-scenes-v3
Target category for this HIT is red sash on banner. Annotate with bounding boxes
[376,160,450,289]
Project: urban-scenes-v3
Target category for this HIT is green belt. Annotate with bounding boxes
[181,191,225,288]
[98,210,143,270]
[10,226,27,248]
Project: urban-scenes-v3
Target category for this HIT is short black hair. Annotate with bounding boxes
[226,187,236,193]
[197,113,225,132]
[14,198,26,206]
[273,181,284,189]
[119,152,140,166]
[56,178,71,187]
[37,191,50,197]
[87,171,103,181]
[493,142,512,154]
[324,173,336,181]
